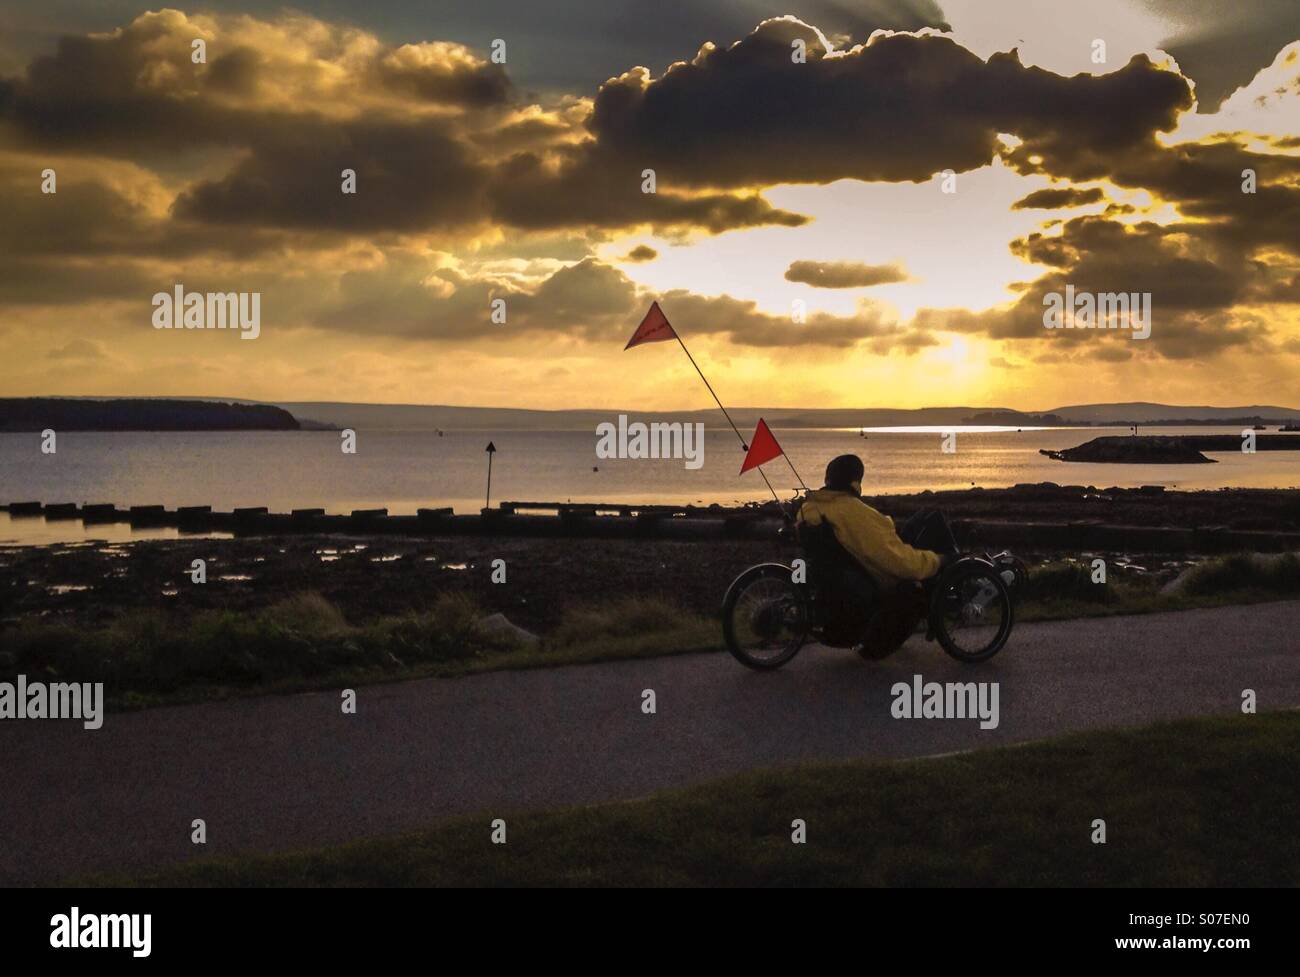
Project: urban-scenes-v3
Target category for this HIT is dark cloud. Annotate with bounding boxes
[371,46,512,107]
[487,144,807,232]
[1000,126,1300,273]
[915,214,1269,360]
[0,10,813,237]
[0,256,157,305]
[174,119,490,231]
[469,115,576,155]
[623,245,658,262]
[472,19,1191,235]
[496,0,951,92]
[577,19,1192,188]
[0,0,952,95]
[1132,142,1300,255]
[1011,217,1241,312]
[656,289,908,349]
[0,11,512,157]
[0,158,296,261]
[1144,0,1300,109]
[785,260,910,288]
[0,10,1212,243]
[305,254,919,351]
[1002,133,1300,292]
[205,47,263,98]
[1251,269,1300,304]
[1012,186,1106,210]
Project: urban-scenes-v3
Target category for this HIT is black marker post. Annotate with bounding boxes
[484,441,496,510]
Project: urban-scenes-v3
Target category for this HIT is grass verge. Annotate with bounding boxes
[88,710,1300,887]
[1016,551,1300,622]
[2,594,717,710]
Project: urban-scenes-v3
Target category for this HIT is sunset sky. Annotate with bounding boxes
[2,0,1300,410]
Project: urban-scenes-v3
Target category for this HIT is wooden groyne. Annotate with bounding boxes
[5,499,1300,553]
[0,500,784,541]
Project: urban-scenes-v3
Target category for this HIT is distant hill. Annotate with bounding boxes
[1047,402,1300,424]
[274,402,1004,431]
[274,401,1300,431]
[0,398,299,432]
[962,411,1072,426]
[12,397,1300,431]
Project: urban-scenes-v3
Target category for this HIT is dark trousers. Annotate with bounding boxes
[857,509,956,659]
[897,509,958,558]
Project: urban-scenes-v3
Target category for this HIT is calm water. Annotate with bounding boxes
[3,426,1300,544]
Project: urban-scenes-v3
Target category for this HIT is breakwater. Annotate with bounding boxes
[5,497,1300,553]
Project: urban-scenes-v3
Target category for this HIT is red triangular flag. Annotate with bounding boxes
[624,301,678,349]
[739,419,784,474]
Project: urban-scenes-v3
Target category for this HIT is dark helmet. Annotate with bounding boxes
[824,454,865,494]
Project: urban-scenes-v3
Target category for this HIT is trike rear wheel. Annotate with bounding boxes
[722,564,810,670]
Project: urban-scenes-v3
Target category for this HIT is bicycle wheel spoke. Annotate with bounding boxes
[933,565,1012,661]
[727,573,807,667]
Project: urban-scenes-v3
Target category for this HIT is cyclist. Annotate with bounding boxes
[796,453,958,657]
[797,453,957,584]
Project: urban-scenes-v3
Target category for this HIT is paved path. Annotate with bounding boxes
[3,601,1299,884]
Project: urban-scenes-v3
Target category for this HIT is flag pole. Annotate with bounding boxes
[784,454,808,492]
[754,463,781,504]
[674,335,749,449]
[673,334,781,504]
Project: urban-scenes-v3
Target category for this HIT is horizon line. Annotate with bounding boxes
[8,395,1300,415]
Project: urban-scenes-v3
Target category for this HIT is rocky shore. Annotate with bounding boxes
[1041,436,1214,464]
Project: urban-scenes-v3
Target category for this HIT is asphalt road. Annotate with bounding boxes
[3,601,1299,884]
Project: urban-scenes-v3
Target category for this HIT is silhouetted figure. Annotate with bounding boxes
[798,454,956,585]
[797,454,958,659]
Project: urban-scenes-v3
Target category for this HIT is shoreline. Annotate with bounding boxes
[5,482,1300,632]
[6,482,1300,550]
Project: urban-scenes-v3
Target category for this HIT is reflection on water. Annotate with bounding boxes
[0,513,233,546]
[3,426,1300,545]
[46,583,92,594]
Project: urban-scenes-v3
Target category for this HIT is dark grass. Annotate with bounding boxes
[91,711,1300,887]
[1016,553,1300,622]
[1,593,718,709]
[1181,552,1300,597]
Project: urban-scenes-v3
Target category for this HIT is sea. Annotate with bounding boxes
[3,425,1299,545]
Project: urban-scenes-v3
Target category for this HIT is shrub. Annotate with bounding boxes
[260,592,350,637]
[548,597,687,647]
[1180,553,1300,597]
[1018,560,1121,605]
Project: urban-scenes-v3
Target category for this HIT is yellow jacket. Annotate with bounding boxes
[797,489,942,587]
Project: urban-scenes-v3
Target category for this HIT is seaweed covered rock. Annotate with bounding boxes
[1040,436,1215,464]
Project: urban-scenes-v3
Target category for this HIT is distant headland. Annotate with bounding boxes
[0,398,300,432]
[7,397,1300,433]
